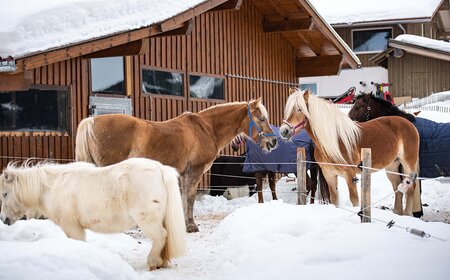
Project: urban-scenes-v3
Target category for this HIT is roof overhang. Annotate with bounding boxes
[10,0,241,74]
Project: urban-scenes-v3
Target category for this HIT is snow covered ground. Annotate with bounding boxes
[1,98,449,280]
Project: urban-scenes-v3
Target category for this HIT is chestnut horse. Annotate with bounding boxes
[75,99,277,232]
[279,89,420,216]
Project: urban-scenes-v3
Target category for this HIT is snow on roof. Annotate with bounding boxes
[309,0,443,26]
[0,0,206,58]
[394,34,450,53]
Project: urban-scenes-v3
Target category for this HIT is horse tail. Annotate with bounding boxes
[317,166,331,204]
[75,117,96,164]
[161,165,186,261]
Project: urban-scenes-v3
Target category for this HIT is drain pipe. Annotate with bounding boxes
[398,23,406,34]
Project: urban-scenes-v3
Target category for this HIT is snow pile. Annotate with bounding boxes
[0,220,141,280]
[395,34,450,53]
[0,0,205,58]
[309,0,442,25]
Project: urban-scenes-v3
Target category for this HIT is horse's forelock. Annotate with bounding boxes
[256,102,269,119]
[284,89,310,120]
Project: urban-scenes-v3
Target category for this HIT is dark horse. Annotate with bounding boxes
[348,93,450,217]
[75,99,278,232]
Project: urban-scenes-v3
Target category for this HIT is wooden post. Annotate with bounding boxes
[361,148,372,223]
[297,147,307,205]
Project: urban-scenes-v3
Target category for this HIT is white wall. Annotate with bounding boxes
[299,67,388,98]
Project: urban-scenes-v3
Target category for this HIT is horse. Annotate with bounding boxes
[209,155,256,198]
[230,132,328,204]
[348,93,450,178]
[75,99,278,232]
[348,93,450,217]
[279,89,420,216]
[0,158,186,270]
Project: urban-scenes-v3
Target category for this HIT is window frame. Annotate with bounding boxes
[89,57,126,96]
[351,27,393,54]
[0,84,72,136]
[187,72,226,102]
[141,66,186,100]
[299,82,318,95]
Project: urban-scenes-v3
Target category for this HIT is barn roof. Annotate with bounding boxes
[371,34,450,66]
[309,0,444,27]
[0,0,360,76]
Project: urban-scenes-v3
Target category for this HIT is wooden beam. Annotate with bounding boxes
[296,54,342,77]
[297,30,323,55]
[14,0,230,73]
[390,41,450,62]
[82,38,148,58]
[0,71,32,91]
[210,0,242,11]
[156,20,194,37]
[263,18,311,33]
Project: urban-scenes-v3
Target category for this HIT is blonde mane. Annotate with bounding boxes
[198,100,269,119]
[285,90,361,163]
[4,162,94,208]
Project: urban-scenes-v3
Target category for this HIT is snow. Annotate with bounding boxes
[0,0,205,58]
[309,0,442,25]
[394,34,450,53]
[1,96,450,279]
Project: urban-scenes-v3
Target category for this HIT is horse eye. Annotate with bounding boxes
[2,193,7,198]
[259,117,266,122]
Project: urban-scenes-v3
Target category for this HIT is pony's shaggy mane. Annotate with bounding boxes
[3,161,95,208]
[285,90,362,163]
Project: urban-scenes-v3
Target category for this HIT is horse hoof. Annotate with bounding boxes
[186,223,199,233]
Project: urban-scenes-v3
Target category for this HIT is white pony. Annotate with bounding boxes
[0,158,186,270]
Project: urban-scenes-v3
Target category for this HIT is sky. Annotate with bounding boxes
[1,93,449,280]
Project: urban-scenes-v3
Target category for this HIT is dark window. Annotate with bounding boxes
[352,29,392,53]
[91,57,125,94]
[142,68,184,96]
[0,87,69,132]
[189,75,224,100]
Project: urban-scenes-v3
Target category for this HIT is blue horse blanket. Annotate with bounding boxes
[414,118,450,178]
[243,126,313,173]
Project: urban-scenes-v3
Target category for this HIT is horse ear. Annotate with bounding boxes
[303,89,311,101]
[3,171,14,183]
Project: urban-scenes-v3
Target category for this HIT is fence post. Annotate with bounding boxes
[297,147,307,205]
[361,148,372,223]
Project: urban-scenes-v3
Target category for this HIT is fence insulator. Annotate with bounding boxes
[406,227,431,238]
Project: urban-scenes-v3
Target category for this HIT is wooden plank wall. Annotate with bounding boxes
[0,57,88,169]
[388,53,450,98]
[1,0,298,183]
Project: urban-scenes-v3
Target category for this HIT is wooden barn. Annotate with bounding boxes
[371,35,450,99]
[300,0,449,97]
[0,0,359,176]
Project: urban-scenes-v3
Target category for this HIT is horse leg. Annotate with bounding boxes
[321,169,339,206]
[343,172,359,207]
[59,220,86,241]
[181,168,204,233]
[268,171,277,201]
[385,161,404,215]
[308,165,318,204]
[136,217,167,270]
[255,172,264,203]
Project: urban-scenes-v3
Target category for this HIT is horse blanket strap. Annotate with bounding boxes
[247,103,276,138]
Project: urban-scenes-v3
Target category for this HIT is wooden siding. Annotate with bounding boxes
[388,52,450,99]
[1,0,297,184]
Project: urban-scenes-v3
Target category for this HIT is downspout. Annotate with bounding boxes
[398,23,406,34]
